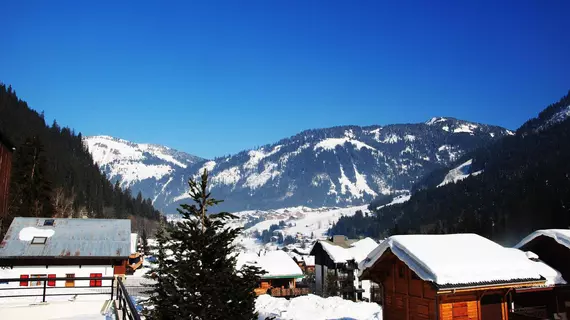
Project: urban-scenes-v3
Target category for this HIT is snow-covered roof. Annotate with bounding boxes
[360,234,545,288]
[0,217,131,259]
[315,237,378,264]
[514,229,570,251]
[505,249,566,286]
[237,250,304,279]
[302,255,315,267]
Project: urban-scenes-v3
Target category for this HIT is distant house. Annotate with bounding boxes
[310,235,378,301]
[359,234,551,320]
[0,217,132,288]
[0,129,15,232]
[238,250,306,297]
[512,229,570,317]
[288,252,315,274]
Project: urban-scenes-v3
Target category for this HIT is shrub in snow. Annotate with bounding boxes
[143,170,265,320]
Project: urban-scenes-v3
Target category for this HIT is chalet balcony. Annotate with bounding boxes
[268,287,310,298]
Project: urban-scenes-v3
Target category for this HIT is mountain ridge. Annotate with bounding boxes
[85,117,511,213]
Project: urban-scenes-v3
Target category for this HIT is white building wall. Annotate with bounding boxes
[0,265,115,288]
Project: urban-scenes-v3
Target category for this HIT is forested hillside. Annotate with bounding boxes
[0,84,161,237]
[331,91,570,245]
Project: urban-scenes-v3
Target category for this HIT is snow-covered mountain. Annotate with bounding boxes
[84,135,203,201]
[85,118,512,213]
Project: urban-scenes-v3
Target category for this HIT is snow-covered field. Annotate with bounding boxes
[239,205,368,238]
[256,294,382,320]
[168,204,373,254]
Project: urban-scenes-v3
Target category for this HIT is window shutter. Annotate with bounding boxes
[89,273,96,287]
[48,274,56,286]
[96,273,102,287]
[20,275,29,287]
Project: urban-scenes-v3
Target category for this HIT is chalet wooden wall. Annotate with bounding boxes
[0,142,13,221]
[379,254,508,320]
[382,259,437,320]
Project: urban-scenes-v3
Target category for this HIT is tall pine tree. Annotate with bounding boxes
[9,136,54,219]
[144,170,264,320]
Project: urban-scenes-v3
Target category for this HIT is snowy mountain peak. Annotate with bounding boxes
[84,135,203,188]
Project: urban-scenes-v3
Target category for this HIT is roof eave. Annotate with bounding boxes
[436,279,546,294]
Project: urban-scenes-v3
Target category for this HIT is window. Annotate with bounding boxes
[30,274,47,287]
[89,273,102,287]
[31,236,47,244]
[398,266,405,279]
[43,219,55,226]
[19,275,29,286]
[47,274,56,287]
[65,274,75,287]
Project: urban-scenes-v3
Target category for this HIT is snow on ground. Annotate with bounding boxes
[376,194,411,210]
[437,159,483,187]
[243,205,369,239]
[313,137,375,152]
[256,294,382,320]
[0,292,111,320]
[453,123,478,134]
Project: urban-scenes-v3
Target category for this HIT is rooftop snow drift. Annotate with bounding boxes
[359,234,546,288]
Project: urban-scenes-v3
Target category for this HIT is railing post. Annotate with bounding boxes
[111,277,115,300]
[42,278,47,303]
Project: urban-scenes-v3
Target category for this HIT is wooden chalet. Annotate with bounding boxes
[310,235,378,301]
[238,250,308,297]
[511,229,570,318]
[359,234,550,320]
[0,129,15,232]
[0,217,132,288]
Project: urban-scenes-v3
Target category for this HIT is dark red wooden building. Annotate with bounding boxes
[0,129,15,230]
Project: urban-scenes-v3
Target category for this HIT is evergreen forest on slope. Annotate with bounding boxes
[0,84,161,237]
[331,91,570,245]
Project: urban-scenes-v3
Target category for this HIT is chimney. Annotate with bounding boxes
[332,235,347,245]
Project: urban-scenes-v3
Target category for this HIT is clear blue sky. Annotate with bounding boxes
[2,1,569,159]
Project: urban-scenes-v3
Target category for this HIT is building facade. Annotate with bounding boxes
[360,234,552,320]
[0,217,132,288]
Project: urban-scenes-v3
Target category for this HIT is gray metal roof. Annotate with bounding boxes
[0,217,131,259]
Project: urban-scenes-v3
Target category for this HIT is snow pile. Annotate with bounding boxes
[514,229,570,250]
[18,227,55,241]
[437,159,483,187]
[256,294,382,320]
[319,238,378,264]
[360,234,544,286]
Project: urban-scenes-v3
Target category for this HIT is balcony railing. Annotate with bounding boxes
[0,276,142,320]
